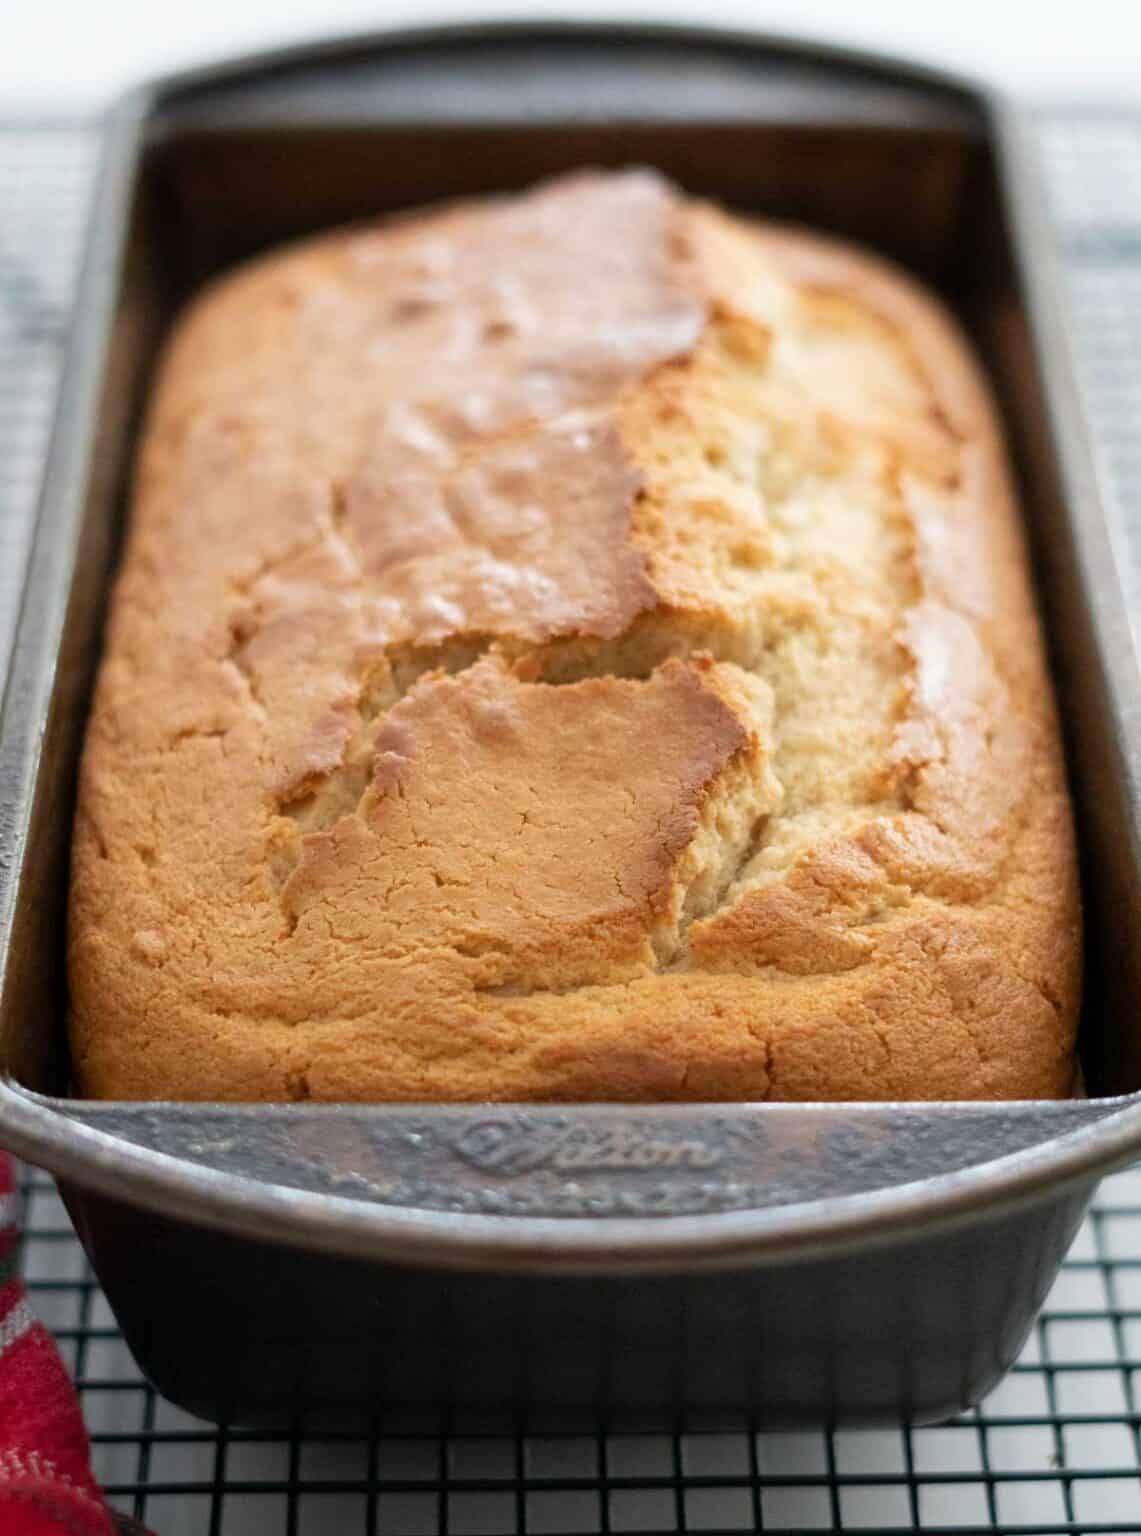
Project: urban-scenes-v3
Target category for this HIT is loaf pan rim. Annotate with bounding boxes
[0,1079,1136,1272]
[111,16,991,127]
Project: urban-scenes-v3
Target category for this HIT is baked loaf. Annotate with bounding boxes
[69,170,1081,1102]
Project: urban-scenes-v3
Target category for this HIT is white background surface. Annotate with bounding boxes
[5,0,1141,109]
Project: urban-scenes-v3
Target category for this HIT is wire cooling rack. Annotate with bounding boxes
[4,111,1141,1536]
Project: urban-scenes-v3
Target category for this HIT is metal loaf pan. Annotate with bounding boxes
[1,23,1140,1428]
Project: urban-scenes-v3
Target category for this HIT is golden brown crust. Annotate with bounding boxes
[68,171,1080,1102]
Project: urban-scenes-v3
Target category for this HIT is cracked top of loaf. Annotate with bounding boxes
[68,169,1080,1101]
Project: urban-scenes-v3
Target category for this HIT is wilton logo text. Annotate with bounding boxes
[452,1120,723,1176]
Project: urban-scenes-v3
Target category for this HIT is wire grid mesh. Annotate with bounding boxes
[3,111,1141,1534]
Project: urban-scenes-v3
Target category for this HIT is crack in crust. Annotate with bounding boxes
[263,281,931,962]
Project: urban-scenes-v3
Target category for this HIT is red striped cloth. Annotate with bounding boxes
[0,1155,139,1536]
